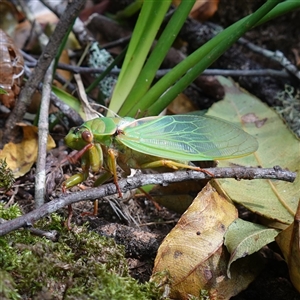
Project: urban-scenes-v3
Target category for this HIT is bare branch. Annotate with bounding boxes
[41,0,93,47]
[4,0,85,142]
[0,166,296,236]
[24,59,290,79]
[35,61,54,208]
[22,62,83,126]
[239,37,300,80]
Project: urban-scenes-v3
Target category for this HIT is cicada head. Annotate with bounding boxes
[64,126,93,150]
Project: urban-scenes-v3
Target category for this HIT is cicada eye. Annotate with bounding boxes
[82,130,93,143]
[72,127,80,134]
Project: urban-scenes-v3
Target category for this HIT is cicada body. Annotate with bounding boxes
[64,115,258,192]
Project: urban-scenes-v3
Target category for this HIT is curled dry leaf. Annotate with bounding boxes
[0,124,55,178]
[0,29,24,109]
[173,0,219,21]
[148,179,208,213]
[152,183,262,299]
[276,200,300,292]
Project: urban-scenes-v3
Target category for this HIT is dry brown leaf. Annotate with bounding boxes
[152,183,263,299]
[0,124,55,178]
[0,1,19,36]
[153,184,233,297]
[276,200,300,292]
[53,49,72,88]
[173,0,219,21]
[166,93,197,115]
[0,29,24,108]
[149,180,208,213]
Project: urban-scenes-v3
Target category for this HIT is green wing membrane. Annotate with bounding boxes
[117,115,258,161]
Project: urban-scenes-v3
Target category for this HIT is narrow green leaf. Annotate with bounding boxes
[118,0,196,116]
[52,86,85,119]
[109,1,171,114]
[143,0,283,116]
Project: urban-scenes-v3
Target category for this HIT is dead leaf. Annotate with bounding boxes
[148,179,208,213]
[209,76,299,227]
[276,200,300,292]
[53,49,72,88]
[173,0,219,21]
[167,93,197,115]
[152,183,262,299]
[0,124,55,178]
[0,29,24,108]
[0,1,20,36]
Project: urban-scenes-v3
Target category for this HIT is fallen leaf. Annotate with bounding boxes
[152,183,262,299]
[276,200,300,292]
[148,179,208,213]
[208,76,299,227]
[167,93,197,115]
[173,0,219,21]
[0,1,19,36]
[0,124,55,178]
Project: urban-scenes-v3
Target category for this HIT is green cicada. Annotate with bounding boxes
[64,115,258,195]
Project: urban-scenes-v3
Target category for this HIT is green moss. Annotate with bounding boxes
[0,159,15,191]
[0,203,163,299]
[0,270,21,300]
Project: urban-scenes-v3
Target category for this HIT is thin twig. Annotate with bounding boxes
[0,218,59,241]
[0,166,296,236]
[23,59,291,79]
[22,65,83,126]
[4,0,86,143]
[40,0,93,47]
[239,37,300,80]
[21,52,78,94]
[35,61,54,208]
[17,0,49,48]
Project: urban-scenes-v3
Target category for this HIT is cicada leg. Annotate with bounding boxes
[63,143,103,226]
[80,172,114,217]
[93,171,113,187]
[63,153,90,191]
[107,148,123,197]
[139,160,214,177]
[63,143,103,190]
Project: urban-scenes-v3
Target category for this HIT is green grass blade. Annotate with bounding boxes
[256,0,300,25]
[114,0,143,19]
[108,1,171,114]
[133,0,284,116]
[118,0,196,116]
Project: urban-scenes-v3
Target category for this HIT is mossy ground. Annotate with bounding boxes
[0,203,163,299]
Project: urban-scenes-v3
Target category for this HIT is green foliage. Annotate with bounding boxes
[0,204,163,299]
[107,0,296,118]
[0,159,15,190]
[0,203,21,220]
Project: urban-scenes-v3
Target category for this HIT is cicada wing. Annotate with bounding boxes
[117,115,258,161]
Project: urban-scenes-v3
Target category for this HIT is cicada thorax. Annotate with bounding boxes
[0,29,24,108]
